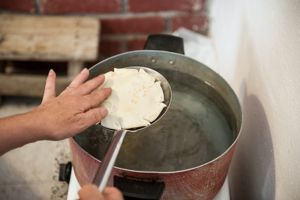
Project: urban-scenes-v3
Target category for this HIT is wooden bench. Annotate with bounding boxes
[0,14,100,97]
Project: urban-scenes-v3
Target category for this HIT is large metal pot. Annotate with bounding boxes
[70,35,242,199]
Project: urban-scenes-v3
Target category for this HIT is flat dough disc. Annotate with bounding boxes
[100,68,166,130]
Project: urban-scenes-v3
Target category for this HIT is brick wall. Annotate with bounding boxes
[0,0,208,60]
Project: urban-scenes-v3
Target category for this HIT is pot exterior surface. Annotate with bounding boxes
[70,138,236,200]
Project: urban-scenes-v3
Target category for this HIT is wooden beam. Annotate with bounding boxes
[0,74,70,97]
[0,14,100,61]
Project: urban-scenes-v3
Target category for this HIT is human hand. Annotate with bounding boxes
[79,185,123,200]
[32,68,111,140]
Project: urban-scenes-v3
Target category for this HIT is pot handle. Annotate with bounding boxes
[58,161,72,183]
[144,34,185,55]
[114,176,165,200]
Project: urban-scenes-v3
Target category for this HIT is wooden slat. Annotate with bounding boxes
[0,74,70,97]
[0,14,100,61]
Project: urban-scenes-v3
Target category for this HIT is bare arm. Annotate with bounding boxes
[0,68,111,155]
[0,111,46,155]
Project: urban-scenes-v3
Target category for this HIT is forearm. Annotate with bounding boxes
[0,69,110,156]
[0,110,45,156]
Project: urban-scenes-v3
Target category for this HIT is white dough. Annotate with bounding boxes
[100,68,166,130]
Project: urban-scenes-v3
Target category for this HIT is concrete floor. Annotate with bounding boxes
[0,97,70,199]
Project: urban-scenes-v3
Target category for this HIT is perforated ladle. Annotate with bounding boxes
[92,66,172,191]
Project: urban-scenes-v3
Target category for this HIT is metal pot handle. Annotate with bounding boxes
[144,34,185,55]
[114,176,165,200]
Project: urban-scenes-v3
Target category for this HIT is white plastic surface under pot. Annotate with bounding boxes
[67,169,230,200]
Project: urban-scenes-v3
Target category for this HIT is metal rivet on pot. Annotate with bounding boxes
[169,60,175,65]
[151,58,157,63]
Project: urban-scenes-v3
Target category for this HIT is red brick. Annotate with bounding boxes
[101,16,165,34]
[127,38,147,51]
[128,0,204,12]
[0,0,35,13]
[172,12,208,32]
[42,0,120,14]
[99,39,124,58]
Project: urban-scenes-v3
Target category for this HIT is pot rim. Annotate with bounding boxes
[72,49,243,174]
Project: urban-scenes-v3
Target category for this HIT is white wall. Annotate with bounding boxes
[209,0,300,199]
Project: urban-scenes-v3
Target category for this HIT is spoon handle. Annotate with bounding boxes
[92,129,127,191]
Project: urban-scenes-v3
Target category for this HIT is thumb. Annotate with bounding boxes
[103,187,124,200]
[78,184,103,200]
[42,69,56,104]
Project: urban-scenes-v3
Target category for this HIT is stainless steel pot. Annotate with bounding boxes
[70,35,242,200]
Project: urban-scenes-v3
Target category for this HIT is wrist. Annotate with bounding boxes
[27,107,53,141]
[0,110,47,155]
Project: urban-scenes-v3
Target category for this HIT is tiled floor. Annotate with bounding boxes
[0,97,70,199]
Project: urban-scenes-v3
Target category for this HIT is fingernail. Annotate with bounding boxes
[105,87,112,95]
[101,88,112,97]
[100,107,108,116]
[49,69,55,75]
[82,68,88,73]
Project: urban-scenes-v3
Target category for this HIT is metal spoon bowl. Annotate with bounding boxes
[92,66,172,191]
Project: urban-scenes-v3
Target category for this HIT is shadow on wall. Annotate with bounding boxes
[228,19,275,200]
[229,92,276,200]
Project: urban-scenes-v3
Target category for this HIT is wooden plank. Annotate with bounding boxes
[0,61,4,73]
[0,14,100,61]
[0,74,70,97]
[0,62,4,104]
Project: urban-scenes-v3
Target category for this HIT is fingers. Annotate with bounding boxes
[78,184,103,200]
[65,68,105,96]
[78,75,106,95]
[69,68,89,88]
[75,88,111,130]
[42,69,56,104]
[79,87,111,112]
[81,107,108,126]
[87,88,112,109]
[103,187,124,200]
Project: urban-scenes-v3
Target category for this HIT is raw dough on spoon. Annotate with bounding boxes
[100,68,166,130]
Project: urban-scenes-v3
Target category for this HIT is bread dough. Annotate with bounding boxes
[100,68,166,130]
